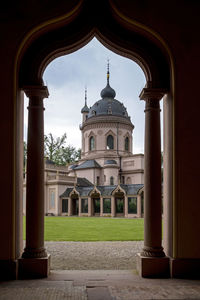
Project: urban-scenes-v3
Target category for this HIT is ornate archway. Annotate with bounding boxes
[17,0,172,278]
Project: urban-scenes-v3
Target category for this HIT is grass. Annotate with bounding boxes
[23,216,144,241]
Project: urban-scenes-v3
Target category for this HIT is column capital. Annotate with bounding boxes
[23,85,49,99]
[139,88,167,101]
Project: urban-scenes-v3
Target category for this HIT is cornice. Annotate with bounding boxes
[121,169,144,174]
[82,123,133,133]
[103,165,119,169]
[81,115,134,131]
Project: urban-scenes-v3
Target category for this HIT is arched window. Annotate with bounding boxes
[107,135,114,150]
[89,136,95,151]
[125,136,129,151]
[126,177,131,184]
[110,176,114,185]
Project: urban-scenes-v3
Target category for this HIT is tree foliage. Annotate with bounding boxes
[24,133,81,167]
[44,133,81,165]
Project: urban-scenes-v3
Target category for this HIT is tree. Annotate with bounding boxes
[44,133,67,161]
[44,133,81,165]
[55,145,81,165]
[24,133,81,167]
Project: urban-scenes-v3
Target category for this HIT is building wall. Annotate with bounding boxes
[82,123,133,157]
[103,166,119,185]
[122,154,144,171]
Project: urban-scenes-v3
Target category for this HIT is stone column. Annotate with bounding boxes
[100,196,103,216]
[19,86,50,278]
[124,196,128,217]
[68,198,72,216]
[78,197,81,216]
[111,196,115,217]
[137,194,142,218]
[88,197,92,216]
[136,88,169,277]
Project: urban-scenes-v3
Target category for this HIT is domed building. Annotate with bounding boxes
[68,65,144,187]
[23,65,144,218]
[60,65,144,218]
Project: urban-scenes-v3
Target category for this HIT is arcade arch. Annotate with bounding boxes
[17,0,172,278]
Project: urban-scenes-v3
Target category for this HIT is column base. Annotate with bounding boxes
[18,254,51,279]
[0,260,18,280]
[170,258,200,279]
[136,253,170,278]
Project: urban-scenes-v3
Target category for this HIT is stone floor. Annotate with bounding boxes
[1,270,200,299]
[1,242,200,299]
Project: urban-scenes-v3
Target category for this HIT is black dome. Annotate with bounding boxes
[87,98,129,118]
[87,64,130,120]
[81,104,89,113]
[100,83,116,98]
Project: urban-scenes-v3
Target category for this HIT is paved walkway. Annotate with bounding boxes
[45,241,143,270]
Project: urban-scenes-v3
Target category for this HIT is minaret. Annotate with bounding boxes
[80,88,89,158]
[81,87,89,123]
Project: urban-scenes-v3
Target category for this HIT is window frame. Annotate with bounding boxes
[125,136,129,151]
[106,134,114,150]
[89,136,95,151]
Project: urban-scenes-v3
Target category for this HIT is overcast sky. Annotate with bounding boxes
[24,37,163,154]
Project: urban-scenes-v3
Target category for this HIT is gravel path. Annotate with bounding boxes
[45,241,143,270]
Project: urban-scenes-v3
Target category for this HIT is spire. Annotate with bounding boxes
[85,86,87,106]
[81,86,89,113]
[107,58,110,85]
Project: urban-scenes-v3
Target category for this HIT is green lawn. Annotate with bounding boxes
[23,217,144,241]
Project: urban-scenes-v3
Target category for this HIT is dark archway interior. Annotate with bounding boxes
[19,0,170,90]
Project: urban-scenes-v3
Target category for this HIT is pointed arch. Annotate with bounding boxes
[105,129,116,150]
[112,185,126,196]
[69,187,80,198]
[88,131,96,151]
[89,186,101,197]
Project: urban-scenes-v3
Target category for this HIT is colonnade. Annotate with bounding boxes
[66,194,143,218]
[20,85,168,278]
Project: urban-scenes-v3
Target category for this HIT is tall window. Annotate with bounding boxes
[125,136,129,151]
[110,176,114,185]
[103,198,111,213]
[81,198,88,213]
[62,199,68,213]
[89,136,95,151]
[49,189,55,209]
[96,176,100,185]
[128,197,137,214]
[126,177,131,184]
[107,135,114,149]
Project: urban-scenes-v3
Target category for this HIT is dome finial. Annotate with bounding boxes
[107,58,110,85]
[85,86,87,106]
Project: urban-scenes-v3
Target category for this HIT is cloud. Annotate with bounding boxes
[24,38,164,153]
